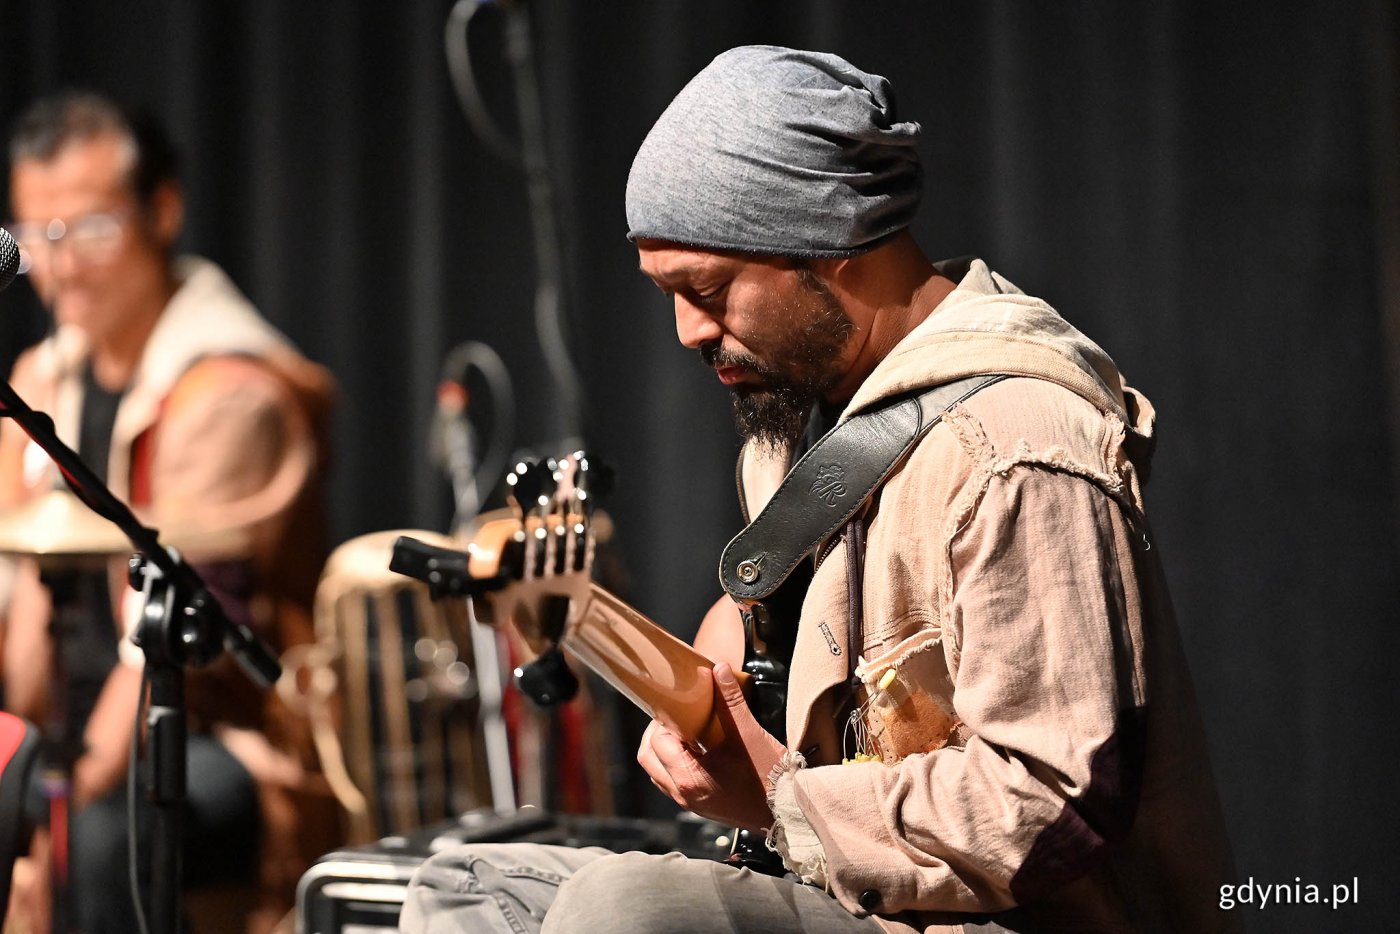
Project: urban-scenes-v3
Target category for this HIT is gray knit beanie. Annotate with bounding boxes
[626,45,922,258]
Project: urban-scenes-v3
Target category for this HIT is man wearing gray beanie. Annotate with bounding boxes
[401,46,1235,934]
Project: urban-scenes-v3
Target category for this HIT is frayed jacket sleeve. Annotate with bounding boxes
[775,466,1149,917]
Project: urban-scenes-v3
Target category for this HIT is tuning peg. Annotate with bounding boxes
[578,456,614,501]
[529,460,557,510]
[505,459,527,497]
[506,458,544,514]
[515,645,579,707]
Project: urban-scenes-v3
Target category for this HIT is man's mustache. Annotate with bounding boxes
[700,342,763,374]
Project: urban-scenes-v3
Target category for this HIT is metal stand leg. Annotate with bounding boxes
[144,664,185,934]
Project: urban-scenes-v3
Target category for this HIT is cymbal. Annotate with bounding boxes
[0,489,129,561]
[0,489,252,564]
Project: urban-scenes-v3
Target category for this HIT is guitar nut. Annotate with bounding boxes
[737,560,760,584]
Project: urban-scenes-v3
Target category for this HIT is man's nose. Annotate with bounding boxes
[45,239,82,283]
[673,297,722,349]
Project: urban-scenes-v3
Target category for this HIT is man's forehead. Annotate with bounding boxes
[636,241,790,286]
[10,133,135,215]
[635,241,723,282]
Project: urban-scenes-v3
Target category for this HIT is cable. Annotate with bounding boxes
[444,0,522,167]
[443,0,587,446]
[440,340,516,528]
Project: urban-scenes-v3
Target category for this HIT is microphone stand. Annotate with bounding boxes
[0,379,280,934]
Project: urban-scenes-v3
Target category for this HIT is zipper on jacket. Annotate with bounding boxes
[844,515,866,678]
[735,441,752,525]
[813,533,840,570]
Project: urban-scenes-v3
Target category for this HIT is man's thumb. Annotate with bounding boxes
[713,662,747,709]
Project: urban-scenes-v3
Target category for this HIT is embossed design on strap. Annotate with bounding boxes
[720,374,1008,601]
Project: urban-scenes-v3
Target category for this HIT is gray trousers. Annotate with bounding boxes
[398,843,901,934]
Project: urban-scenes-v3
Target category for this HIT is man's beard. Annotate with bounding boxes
[702,269,854,452]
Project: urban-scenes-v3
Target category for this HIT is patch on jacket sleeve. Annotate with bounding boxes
[854,637,963,762]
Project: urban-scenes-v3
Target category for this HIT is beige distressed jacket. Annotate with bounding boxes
[746,259,1237,933]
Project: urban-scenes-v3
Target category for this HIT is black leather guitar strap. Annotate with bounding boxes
[720,374,1008,603]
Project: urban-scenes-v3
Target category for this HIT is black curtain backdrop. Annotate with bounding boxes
[2,2,1396,928]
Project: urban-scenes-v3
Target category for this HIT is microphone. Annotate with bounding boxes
[433,371,481,520]
[428,341,515,529]
[0,228,20,293]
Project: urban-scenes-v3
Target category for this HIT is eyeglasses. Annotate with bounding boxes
[3,209,134,273]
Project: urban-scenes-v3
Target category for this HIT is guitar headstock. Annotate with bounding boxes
[389,452,601,592]
[465,452,601,651]
[389,451,606,704]
[501,451,596,578]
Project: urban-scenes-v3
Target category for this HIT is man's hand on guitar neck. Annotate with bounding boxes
[637,662,785,832]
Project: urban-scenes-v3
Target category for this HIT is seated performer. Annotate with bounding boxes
[0,92,338,932]
[401,46,1237,933]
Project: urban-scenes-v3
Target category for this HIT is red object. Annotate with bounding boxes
[436,380,469,414]
[0,712,41,913]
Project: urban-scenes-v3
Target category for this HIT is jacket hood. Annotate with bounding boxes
[739,257,1157,520]
[846,257,1134,422]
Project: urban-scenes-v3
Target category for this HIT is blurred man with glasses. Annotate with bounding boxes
[0,92,339,933]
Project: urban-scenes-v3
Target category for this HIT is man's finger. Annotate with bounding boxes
[639,725,692,792]
[712,662,749,711]
[636,720,659,766]
[638,741,676,798]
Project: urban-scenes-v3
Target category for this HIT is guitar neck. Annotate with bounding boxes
[389,522,728,750]
[562,583,724,750]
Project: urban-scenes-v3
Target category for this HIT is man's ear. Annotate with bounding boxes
[148,181,185,248]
